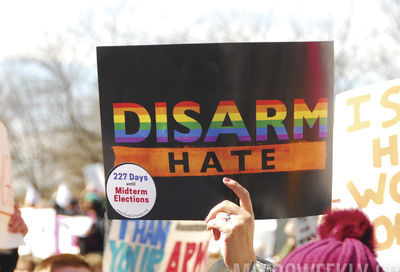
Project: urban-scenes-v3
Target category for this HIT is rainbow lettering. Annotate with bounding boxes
[155,102,168,143]
[293,98,328,139]
[112,98,328,144]
[204,100,251,142]
[173,101,202,143]
[113,103,151,143]
[256,100,289,141]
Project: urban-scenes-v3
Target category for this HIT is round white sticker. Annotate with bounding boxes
[106,163,156,218]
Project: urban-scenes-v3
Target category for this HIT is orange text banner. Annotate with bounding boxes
[112,141,326,177]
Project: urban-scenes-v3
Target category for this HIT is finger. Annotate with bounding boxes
[8,220,21,233]
[223,177,253,214]
[9,218,27,235]
[207,218,224,240]
[205,200,240,222]
[8,208,21,225]
[8,224,20,233]
[18,221,28,236]
[207,218,230,234]
[212,229,221,241]
[8,214,17,226]
[10,226,25,234]
[216,212,230,221]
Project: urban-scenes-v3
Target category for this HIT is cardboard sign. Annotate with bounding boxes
[97,42,334,220]
[0,121,24,249]
[103,220,210,272]
[332,79,400,269]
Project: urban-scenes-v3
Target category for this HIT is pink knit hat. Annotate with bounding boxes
[277,209,384,272]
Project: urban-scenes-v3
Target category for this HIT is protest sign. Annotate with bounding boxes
[19,207,94,258]
[0,121,24,249]
[253,219,277,259]
[83,163,105,193]
[55,183,73,209]
[55,214,94,254]
[103,220,210,272]
[24,184,40,206]
[97,42,334,220]
[332,78,400,269]
[19,208,57,258]
[293,216,318,247]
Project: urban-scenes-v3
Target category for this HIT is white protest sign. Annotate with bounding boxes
[19,207,57,258]
[55,215,94,254]
[332,79,400,269]
[24,184,40,206]
[55,183,73,209]
[253,220,277,259]
[293,216,318,247]
[103,220,210,272]
[19,207,94,258]
[83,163,105,194]
[0,121,24,249]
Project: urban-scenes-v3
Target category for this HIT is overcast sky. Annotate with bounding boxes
[0,0,387,61]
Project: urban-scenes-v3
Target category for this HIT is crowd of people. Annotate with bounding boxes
[14,253,101,272]
[1,189,106,272]
[1,177,387,272]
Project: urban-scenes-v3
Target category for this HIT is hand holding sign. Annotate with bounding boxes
[8,204,28,236]
[205,177,256,271]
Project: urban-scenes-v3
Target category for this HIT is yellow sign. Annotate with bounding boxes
[333,79,400,269]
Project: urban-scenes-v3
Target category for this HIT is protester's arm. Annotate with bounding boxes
[8,204,28,236]
[205,177,257,272]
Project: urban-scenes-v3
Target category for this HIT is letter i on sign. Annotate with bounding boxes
[156,102,168,143]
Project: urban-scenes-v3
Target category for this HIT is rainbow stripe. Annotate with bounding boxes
[204,100,251,142]
[293,98,328,139]
[173,101,202,143]
[256,100,289,141]
[155,102,168,143]
[113,103,151,143]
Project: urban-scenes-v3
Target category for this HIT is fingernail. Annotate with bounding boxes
[223,177,231,182]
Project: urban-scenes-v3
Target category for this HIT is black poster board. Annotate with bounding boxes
[97,42,333,220]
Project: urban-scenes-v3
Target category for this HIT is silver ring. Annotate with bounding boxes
[223,212,231,222]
